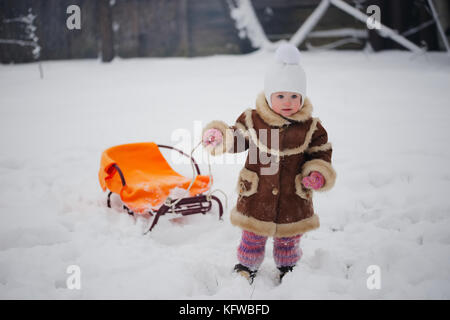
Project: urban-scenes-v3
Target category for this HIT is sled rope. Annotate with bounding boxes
[206,150,228,209]
[165,141,228,211]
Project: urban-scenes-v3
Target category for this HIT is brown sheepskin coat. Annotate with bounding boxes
[203,92,336,237]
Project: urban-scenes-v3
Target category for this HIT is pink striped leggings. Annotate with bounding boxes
[237,230,303,271]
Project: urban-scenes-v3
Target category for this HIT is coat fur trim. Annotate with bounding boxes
[234,122,249,139]
[301,159,337,192]
[236,167,259,197]
[306,142,332,154]
[244,109,319,158]
[255,91,313,127]
[274,214,320,237]
[230,206,276,236]
[230,207,320,237]
[202,120,234,156]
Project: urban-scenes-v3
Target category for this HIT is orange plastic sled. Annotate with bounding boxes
[99,142,223,232]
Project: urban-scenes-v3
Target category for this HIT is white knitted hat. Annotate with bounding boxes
[264,43,307,108]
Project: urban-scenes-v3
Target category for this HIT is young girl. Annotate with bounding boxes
[202,43,336,283]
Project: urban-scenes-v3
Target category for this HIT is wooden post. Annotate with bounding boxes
[99,0,114,62]
[178,0,191,56]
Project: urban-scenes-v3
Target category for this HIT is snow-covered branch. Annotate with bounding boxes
[225,0,278,51]
[2,8,41,59]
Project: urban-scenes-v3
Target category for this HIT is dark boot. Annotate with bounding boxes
[277,265,295,283]
[234,263,257,284]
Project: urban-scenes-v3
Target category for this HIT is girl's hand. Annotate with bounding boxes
[302,171,324,190]
[202,128,223,147]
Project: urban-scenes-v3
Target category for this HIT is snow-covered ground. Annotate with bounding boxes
[1,50,450,299]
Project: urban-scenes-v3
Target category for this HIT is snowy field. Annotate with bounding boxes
[0,50,450,299]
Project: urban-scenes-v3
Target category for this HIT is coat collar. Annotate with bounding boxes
[255,91,313,127]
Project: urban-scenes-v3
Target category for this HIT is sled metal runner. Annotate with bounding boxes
[99,143,224,233]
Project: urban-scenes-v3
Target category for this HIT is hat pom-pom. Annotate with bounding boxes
[275,43,301,65]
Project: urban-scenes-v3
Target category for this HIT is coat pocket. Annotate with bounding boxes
[237,167,259,197]
[294,173,312,201]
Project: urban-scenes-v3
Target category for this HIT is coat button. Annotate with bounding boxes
[272,187,279,195]
[239,181,246,193]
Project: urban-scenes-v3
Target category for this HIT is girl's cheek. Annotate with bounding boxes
[273,102,282,112]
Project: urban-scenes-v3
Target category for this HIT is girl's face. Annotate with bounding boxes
[270,91,302,117]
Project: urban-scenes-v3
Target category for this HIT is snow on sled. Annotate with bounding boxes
[98,142,223,233]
